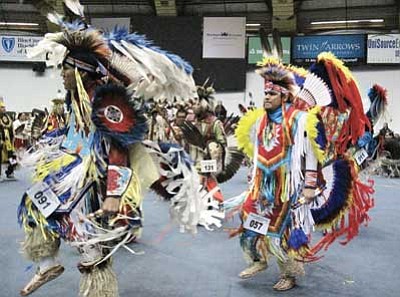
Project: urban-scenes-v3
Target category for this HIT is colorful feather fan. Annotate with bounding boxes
[296,73,331,107]
[309,52,370,153]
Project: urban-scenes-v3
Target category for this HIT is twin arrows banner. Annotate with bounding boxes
[292,35,365,64]
[0,35,44,62]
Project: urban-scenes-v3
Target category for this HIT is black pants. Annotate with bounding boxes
[0,151,16,177]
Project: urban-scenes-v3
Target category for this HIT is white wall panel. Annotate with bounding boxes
[0,64,63,112]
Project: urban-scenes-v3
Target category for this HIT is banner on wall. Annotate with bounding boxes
[91,18,131,32]
[203,17,246,59]
[0,35,44,62]
[248,36,291,64]
[292,35,365,64]
[367,34,400,64]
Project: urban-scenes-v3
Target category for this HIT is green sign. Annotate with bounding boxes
[248,36,291,64]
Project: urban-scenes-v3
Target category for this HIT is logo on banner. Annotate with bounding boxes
[1,37,15,53]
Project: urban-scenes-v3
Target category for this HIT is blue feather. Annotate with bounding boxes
[311,159,352,224]
[316,120,327,150]
[288,228,309,250]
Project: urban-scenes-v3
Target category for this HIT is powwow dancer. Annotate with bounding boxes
[180,83,244,229]
[18,2,202,296]
[227,53,375,291]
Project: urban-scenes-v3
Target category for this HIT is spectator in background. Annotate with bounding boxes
[47,98,66,133]
[13,112,29,152]
[379,122,395,138]
[214,100,227,122]
[0,96,17,179]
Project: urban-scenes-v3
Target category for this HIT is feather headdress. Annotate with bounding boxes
[256,60,300,99]
[195,79,216,112]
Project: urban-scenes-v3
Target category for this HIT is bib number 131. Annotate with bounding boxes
[26,182,60,218]
[200,159,217,173]
[243,213,270,235]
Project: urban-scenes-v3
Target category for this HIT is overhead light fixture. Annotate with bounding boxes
[311,19,384,25]
[246,23,261,27]
[0,22,39,26]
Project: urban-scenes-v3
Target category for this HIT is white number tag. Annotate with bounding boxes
[354,148,368,165]
[243,213,270,235]
[200,159,217,173]
[26,182,60,218]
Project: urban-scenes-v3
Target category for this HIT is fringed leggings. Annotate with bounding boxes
[22,223,119,297]
[240,230,304,278]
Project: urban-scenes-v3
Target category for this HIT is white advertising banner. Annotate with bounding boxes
[203,17,246,59]
[367,34,400,64]
[91,18,131,32]
[0,35,44,62]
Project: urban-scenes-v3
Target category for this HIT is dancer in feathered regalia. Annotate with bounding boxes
[227,54,375,291]
[179,83,245,229]
[18,2,202,296]
[46,97,66,133]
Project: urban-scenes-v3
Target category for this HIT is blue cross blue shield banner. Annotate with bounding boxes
[0,35,43,61]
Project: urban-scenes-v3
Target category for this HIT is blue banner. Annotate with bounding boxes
[292,35,365,64]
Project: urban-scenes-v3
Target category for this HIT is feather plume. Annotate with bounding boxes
[272,28,283,59]
[64,0,85,17]
[366,84,388,122]
[216,147,245,183]
[180,121,206,149]
[54,29,111,62]
[109,52,143,86]
[296,73,332,107]
[259,28,272,57]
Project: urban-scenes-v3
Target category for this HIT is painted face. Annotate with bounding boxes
[61,64,77,91]
[263,90,284,111]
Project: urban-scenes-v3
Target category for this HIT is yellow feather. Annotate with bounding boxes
[305,107,326,163]
[317,52,354,83]
[256,56,281,67]
[33,154,77,182]
[73,68,93,132]
[235,108,265,158]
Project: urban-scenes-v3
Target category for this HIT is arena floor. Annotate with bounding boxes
[1,166,399,297]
